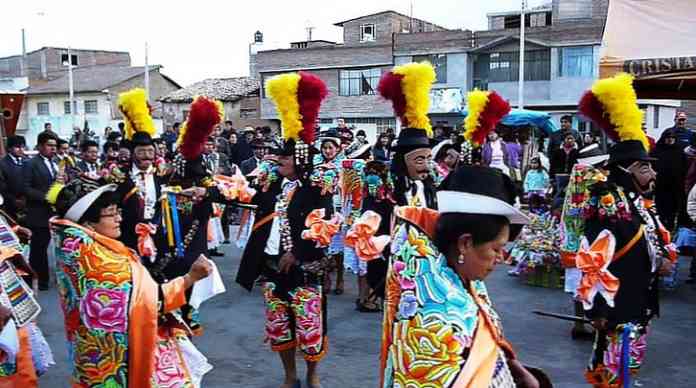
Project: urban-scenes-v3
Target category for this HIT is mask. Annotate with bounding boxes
[404,148,432,181]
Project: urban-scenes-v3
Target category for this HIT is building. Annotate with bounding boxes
[252,1,679,140]
[0,47,181,146]
[160,77,276,130]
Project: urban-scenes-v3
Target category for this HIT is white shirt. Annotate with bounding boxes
[264,179,300,255]
[489,140,509,176]
[131,165,157,220]
[405,180,427,207]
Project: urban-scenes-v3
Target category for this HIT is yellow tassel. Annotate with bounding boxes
[118,88,156,141]
[463,90,491,145]
[175,121,187,149]
[46,182,65,205]
[265,73,302,141]
[591,73,648,151]
[393,62,436,137]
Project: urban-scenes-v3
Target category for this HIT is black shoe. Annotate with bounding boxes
[38,284,49,291]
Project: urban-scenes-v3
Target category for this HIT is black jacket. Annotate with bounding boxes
[0,155,25,217]
[550,146,579,178]
[116,171,164,251]
[75,159,100,174]
[651,133,689,229]
[22,155,55,228]
[240,157,259,175]
[236,181,333,292]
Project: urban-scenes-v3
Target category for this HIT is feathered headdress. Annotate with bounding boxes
[118,88,156,140]
[377,62,436,137]
[578,73,648,151]
[176,96,224,161]
[265,71,328,145]
[463,90,511,146]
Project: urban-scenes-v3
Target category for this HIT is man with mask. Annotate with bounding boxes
[571,74,676,387]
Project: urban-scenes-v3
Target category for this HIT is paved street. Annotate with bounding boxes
[37,241,696,387]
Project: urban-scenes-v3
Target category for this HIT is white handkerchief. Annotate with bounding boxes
[0,320,19,363]
[190,260,226,309]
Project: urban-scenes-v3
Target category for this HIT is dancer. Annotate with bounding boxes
[236,71,334,388]
[574,73,677,387]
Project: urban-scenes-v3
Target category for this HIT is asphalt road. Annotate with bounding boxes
[36,241,696,387]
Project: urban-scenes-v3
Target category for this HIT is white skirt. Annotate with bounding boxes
[207,217,225,250]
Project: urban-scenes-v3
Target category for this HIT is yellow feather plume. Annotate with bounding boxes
[591,73,648,150]
[265,73,302,141]
[393,62,436,137]
[118,88,156,140]
[46,182,65,206]
[463,90,490,145]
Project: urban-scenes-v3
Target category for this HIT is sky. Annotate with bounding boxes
[2,0,550,86]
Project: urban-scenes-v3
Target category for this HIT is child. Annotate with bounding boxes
[523,157,550,213]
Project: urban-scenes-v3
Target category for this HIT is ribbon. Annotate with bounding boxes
[621,324,632,388]
[344,210,390,262]
[162,196,174,249]
[576,230,621,310]
[301,209,342,248]
[168,193,184,257]
[135,223,157,261]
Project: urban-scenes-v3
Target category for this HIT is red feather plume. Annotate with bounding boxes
[377,72,407,126]
[578,91,619,141]
[297,72,328,145]
[180,96,221,160]
[472,91,511,145]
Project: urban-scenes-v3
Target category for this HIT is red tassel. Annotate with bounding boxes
[578,91,619,141]
[473,91,511,145]
[297,72,328,145]
[180,96,221,160]
[378,72,407,127]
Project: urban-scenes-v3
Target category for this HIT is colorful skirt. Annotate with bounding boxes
[586,323,648,388]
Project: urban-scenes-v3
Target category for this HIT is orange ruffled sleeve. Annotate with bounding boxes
[160,276,187,313]
[301,209,342,248]
[344,210,390,262]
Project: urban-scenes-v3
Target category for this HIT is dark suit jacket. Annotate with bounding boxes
[75,159,100,173]
[240,157,259,175]
[0,155,25,216]
[116,171,163,251]
[236,181,333,292]
[22,155,55,228]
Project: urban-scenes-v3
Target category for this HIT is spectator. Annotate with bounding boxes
[56,138,70,164]
[76,140,100,173]
[433,126,447,143]
[651,129,688,230]
[504,132,523,181]
[548,115,581,154]
[221,120,235,139]
[22,130,59,290]
[355,130,368,145]
[102,141,120,168]
[372,133,391,162]
[0,135,27,219]
[482,131,512,176]
[237,127,255,162]
[433,143,459,179]
[117,122,125,136]
[666,111,694,147]
[162,123,179,153]
[523,156,550,214]
[550,132,579,179]
[44,122,52,132]
[240,139,269,175]
[338,127,354,151]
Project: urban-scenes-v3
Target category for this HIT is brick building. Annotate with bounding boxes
[252,0,680,140]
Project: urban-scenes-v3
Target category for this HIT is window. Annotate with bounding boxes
[413,54,447,83]
[84,100,98,114]
[653,107,660,129]
[488,50,550,82]
[37,102,49,116]
[61,53,78,66]
[63,100,78,114]
[559,46,594,77]
[240,108,257,119]
[344,117,396,133]
[360,24,376,42]
[530,12,549,27]
[339,68,381,96]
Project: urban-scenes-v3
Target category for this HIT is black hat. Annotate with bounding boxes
[394,127,431,153]
[437,165,529,224]
[6,135,25,149]
[607,140,655,166]
[119,139,132,150]
[356,129,367,137]
[131,131,154,148]
[251,139,271,149]
[317,128,341,147]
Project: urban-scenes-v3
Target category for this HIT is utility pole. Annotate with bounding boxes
[68,46,75,131]
[144,42,150,101]
[21,29,27,77]
[518,0,527,109]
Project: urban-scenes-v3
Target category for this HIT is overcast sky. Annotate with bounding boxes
[2,0,549,86]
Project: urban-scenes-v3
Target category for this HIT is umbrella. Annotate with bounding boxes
[459,107,559,134]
